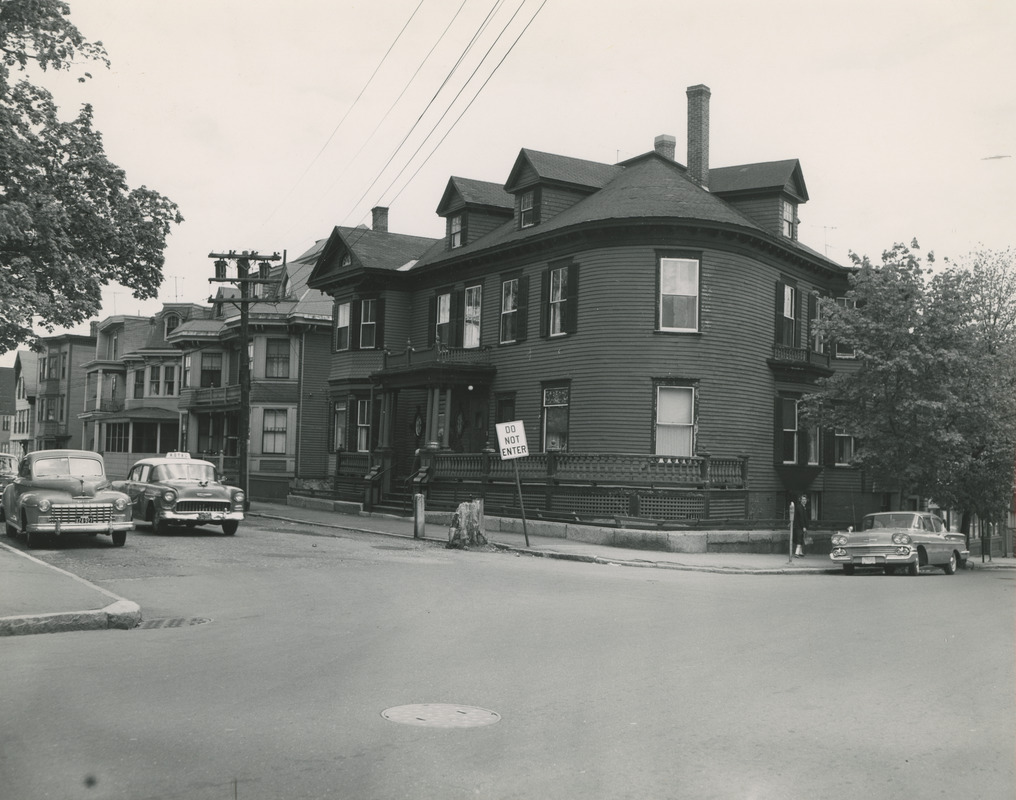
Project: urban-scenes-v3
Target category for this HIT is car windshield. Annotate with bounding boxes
[153,463,216,482]
[864,513,920,530]
[34,456,104,479]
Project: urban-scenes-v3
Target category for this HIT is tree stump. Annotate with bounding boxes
[447,500,487,549]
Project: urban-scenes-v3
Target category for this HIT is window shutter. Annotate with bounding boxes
[516,275,529,342]
[427,295,437,346]
[823,426,836,466]
[375,298,385,349]
[565,264,579,334]
[350,300,361,351]
[774,281,785,345]
[540,269,550,338]
[773,396,784,465]
[450,289,464,347]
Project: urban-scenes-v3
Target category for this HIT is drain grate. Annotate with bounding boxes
[137,617,211,630]
[381,704,501,728]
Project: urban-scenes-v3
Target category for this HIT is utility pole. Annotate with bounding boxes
[208,250,282,507]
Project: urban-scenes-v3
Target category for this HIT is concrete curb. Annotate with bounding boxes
[0,542,142,636]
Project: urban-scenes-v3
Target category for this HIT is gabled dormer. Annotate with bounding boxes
[503,149,621,231]
[709,159,809,241]
[435,177,513,251]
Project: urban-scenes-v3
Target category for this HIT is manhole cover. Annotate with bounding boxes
[381,704,501,728]
[137,617,211,630]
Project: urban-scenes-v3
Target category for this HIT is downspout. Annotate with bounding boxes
[295,328,304,480]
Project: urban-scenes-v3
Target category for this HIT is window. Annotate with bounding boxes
[265,340,289,379]
[262,409,287,454]
[543,263,578,337]
[435,292,451,345]
[495,393,516,425]
[334,302,350,351]
[164,366,176,396]
[359,299,376,349]
[520,190,536,228]
[464,285,482,348]
[807,425,821,465]
[542,385,569,452]
[134,369,145,399]
[182,354,191,388]
[148,365,161,396]
[450,214,463,248]
[835,429,855,465]
[782,199,797,239]
[105,422,130,452]
[500,276,528,344]
[810,295,825,354]
[780,398,799,464]
[200,352,222,388]
[356,400,371,452]
[834,297,856,358]
[658,257,699,332]
[656,386,694,456]
[777,282,797,347]
[332,402,347,451]
[109,333,119,360]
[164,314,180,337]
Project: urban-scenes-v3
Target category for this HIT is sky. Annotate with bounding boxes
[3,0,1014,367]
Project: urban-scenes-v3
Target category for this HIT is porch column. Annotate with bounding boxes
[441,387,453,449]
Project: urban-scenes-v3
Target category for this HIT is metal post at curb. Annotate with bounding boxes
[513,460,530,548]
[788,501,795,564]
[413,493,425,539]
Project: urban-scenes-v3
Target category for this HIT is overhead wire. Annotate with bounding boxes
[257,0,427,232]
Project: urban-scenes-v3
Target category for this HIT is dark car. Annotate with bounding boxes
[113,453,244,536]
[830,511,969,575]
[1,450,133,548]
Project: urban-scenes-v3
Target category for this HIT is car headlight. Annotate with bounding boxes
[831,534,848,546]
[162,490,177,504]
[114,497,128,511]
[233,491,245,505]
[831,547,847,557]
[892,532,912,545]
[37,498,51,513]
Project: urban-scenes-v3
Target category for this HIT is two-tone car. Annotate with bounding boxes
[830,511,969,575]
[1,450,133,548]
[113,452,244,536]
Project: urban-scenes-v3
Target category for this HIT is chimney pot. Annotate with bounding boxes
[654,134,676,160]
[371,206,389,232]
[686,84,711,188]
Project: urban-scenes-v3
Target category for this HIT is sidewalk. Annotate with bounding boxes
[2,500,1012,637]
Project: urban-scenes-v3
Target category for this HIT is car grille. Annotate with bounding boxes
[52,503,114,523]
[847,545,899,556]
[176,501,231,514]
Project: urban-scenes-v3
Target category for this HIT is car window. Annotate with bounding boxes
[932,517,945,533]
[922,517,934,532]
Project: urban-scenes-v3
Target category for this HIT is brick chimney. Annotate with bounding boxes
[371,206,389,232]
[654,134,676,160]
[686,84,711,188]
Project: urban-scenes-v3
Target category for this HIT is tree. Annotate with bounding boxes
[0,0,182,352]
[804,241,1016,529]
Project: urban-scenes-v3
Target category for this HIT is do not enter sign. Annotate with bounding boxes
[495,421,529,460]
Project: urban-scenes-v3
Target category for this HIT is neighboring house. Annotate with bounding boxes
[10,351,38,456]
[0,367,14,454]
[168,246,334,500]
[30,332,96,451]
[306,84,872,525]
[79,305,205,479]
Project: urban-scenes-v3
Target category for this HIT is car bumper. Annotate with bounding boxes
[29,520,134,535]
[829,550,918,566]
[161,510,244,524]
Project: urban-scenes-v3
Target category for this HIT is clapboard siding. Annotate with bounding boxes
[297,330,333,478]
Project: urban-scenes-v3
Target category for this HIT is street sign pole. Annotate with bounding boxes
[495,421,530,548]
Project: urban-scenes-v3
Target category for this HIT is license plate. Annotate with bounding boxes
[77,516,92,524]
[861,556,877,565]
[198,512,211,521]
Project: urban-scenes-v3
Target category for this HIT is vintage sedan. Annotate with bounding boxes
[113,453,244,536]
[1,450,133,548]
[830,511,969,575]
[0,452,17,492]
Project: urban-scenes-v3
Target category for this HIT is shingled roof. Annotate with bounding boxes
[308,225,440,290]
[436,177,513,215]
[505,148,623,192]
[709,159,809,202]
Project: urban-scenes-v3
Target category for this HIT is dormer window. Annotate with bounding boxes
[781,199,797,239]
[449,214,463,248]
[341,253,352,268]
[520,190,536,228]
[164,314,180,337]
